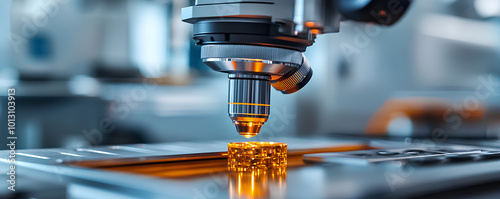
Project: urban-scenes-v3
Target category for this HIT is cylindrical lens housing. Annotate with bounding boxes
[228,74,271,138]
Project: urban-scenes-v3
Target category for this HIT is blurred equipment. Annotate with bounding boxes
[365,97,486,137]
[182,0,411,138]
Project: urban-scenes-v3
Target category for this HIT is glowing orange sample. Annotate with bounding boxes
[227,142,287,171]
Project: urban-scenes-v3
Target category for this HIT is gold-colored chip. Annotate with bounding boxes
[227,142,287,171]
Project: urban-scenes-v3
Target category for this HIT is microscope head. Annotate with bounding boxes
[182,0,411,138]
[203,44,312,138]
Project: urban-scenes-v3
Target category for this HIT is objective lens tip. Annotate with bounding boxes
[240,133,258,138]
[234,121,263,138]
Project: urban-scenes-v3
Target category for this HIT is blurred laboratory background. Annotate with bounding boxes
[2,0,500,150]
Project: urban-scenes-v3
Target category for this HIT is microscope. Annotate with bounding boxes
[182,0,411,138]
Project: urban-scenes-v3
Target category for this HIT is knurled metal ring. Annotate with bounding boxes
[201,44,303,66]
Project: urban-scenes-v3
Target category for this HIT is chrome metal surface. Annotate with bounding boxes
[201,44,302,76]
[203,58,298,77]
[183,0,340,35]
[201,44,314,137]
[272,53,313,94]
[201,45,302,65]
[228,74,271,137]
[228,74,271,79]
[182,0,295,24]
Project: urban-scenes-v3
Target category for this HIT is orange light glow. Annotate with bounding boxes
[379,10,387,17]
[228,168,287,199]
[305,21,318,27]
[365,97,485,135]
[228,142,287,171]
[228,142,287,198]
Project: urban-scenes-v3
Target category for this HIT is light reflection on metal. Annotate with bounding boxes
[228,74,271,138]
